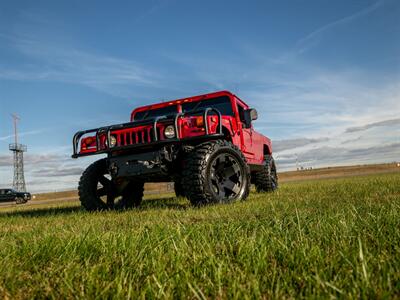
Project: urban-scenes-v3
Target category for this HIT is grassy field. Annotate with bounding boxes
[0,173,399,299]
[28,163,399,203]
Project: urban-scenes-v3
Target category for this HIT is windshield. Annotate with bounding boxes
[134,105,178,121]
[133,96,233,121]
[182,96,234,116]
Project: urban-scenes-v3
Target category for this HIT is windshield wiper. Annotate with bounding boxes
[138,109,151,121]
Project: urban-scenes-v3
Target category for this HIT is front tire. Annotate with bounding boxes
[254,155,278,192]
[182,140,250,206]
[78,159,144,211]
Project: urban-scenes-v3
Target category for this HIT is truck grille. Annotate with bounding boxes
[113,127,161,147]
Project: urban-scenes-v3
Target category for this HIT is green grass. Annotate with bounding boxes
[0,173,399,299]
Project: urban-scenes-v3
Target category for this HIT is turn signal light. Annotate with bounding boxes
[85,137,95,146]
[81,136,96,151]
[196,117,204,127]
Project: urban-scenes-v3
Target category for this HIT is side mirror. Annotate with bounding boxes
[243,108,258,128]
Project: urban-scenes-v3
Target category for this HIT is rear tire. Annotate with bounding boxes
[254,155,278,192]
[15,197,26,204]
[78,159,144,211]
[182,140,250,206]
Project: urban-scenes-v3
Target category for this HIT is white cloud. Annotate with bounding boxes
[276,142,400,171]
[0,151,100,193]
[0,130,42,142]
[274,121,400,171]
[345,118,400,133]
[0,33,162,98]
[295,0,386,54]
[273,138,330,152]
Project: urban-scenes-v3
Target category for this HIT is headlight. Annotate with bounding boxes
[164,125,176,139]
[109,135,117,148]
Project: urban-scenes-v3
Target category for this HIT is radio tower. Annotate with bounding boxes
[9,114,27,192]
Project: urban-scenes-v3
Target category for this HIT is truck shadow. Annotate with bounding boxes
[0,206,82,218]
[0,197,188,218]
[140,197,189,210]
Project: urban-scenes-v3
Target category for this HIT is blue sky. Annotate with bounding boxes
[0,0,399,192]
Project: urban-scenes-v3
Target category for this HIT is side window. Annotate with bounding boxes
[237,104,246,124]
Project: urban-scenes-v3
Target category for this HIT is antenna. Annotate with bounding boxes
[11,113,20,145]
[9,114,27,192]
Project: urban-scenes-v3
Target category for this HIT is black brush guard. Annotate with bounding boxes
[72,108,223,158]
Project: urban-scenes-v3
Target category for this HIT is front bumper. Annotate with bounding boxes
[108,151,165,178]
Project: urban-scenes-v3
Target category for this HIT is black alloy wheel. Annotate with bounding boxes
[79,159,144,211]
[182,140,251,206]
[96,173,118,209]
[209,153,243,199]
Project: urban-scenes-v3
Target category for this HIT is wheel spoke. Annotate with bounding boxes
[223,179,240,195]
[97,175,116,208]
[97,187,107,197]
[99,175,112,188]
[224,163,240,178]
[217,184,226,198]
[214,164,225,175]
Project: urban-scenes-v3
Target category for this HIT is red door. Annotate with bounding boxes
[236,102,255,159]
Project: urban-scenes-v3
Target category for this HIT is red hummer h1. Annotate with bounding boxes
[72,91,277,211]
